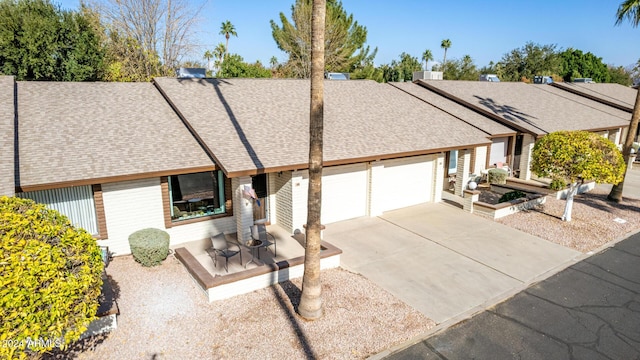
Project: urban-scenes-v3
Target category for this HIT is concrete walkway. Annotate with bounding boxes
[324,203,581,324]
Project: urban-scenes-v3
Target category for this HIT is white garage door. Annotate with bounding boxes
[380,156,433,212]
[321,164,368,224]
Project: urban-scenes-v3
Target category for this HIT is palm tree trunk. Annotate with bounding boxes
[298,0,325,321]
[608,87,640,202]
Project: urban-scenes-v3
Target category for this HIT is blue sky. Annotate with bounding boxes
[59,0,639,69]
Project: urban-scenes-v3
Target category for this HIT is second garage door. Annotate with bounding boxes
[379,156,434,212]
[321,164,368,224]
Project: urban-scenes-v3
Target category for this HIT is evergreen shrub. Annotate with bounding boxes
[488,168,508,184]
[128,228,170,267]
[0,196,104,359]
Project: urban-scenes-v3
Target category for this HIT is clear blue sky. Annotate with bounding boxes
[59,0,639,69]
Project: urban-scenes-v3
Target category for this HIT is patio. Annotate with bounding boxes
[173,224,342,301]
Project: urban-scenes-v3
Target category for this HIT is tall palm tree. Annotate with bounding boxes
[269,56,278,69]
[213,43,226,75]
[298,0,325,321]
[422,49,434,71]
[440,39,451,70]
[219,20,237,58]
[203,50,214,71]
[609,0,640,202]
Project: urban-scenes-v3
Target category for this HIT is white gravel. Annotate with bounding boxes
[64,257,434,360]
[497,186,640,253]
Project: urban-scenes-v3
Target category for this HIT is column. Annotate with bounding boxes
[233,176,254,243]
[454,149,471,196]
[432,153,445,202]
[518,134,535,181]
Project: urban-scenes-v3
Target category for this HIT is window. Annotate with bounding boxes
[16,185,106,238]
[168,171,226,222]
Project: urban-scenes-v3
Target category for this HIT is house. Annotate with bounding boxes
[412,79,631,180]
[153,77,493,243]
[1,76,494,255]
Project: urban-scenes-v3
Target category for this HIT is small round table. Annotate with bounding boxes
[244,239,263,268]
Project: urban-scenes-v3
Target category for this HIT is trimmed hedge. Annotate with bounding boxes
[0,196,104,359]
[488,168,508,185]
[128,228,170,267]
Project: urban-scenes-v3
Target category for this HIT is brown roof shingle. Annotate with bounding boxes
[0,76,15,196]
[419,80,630,137]
[389,82,516,137]
[153,78,492,176]
[17,81,213,189]
[550,82,637,112]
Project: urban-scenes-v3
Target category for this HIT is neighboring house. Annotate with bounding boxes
[550,82,639,142]
[2,77,234,255]
[1,76,493,255]
[414,79,631,180]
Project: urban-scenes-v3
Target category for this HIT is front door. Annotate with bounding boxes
[251,174,268,222]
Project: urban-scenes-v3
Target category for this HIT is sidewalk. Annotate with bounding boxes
[383,230,640,359]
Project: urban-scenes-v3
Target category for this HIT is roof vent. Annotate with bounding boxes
[176,68,206,79]
[479,74,500,82]
[325,72,350,80]
[533,75,553,84]
[413,71,443,81]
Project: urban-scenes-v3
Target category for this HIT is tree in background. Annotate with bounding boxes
[381,52,421,82]
[219,20,237,58]
[443,54,479,80]
[497,42,560,82]
[0,0,104,81]
[531,131,625,221]
[607,64,633,85]
[217,53,271,78]
[478,60,500,76]
[440,39,451,71]
[271,0,374,78]
[422,49,433,71]
[609,0,640,202]
[298,0,325,321]
[102,29,163,81]
[90,0,203,75]
[203,49,214,71]
[559,48,609,82]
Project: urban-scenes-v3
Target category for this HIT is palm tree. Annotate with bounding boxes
[213,43,226,74]
[609,0,640,202]
[422,49,434,71]
[219,20,237,58]
[269,56,278,69]
[298,0,325,321]
[203,50,214,71]
[440,39,451,70]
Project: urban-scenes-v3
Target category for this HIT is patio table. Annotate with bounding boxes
[244,239,263,268]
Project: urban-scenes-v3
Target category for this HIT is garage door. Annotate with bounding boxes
[380,156,433,212]
[321,164,368,224]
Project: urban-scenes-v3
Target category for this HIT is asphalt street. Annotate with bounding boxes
[386,231,640,360]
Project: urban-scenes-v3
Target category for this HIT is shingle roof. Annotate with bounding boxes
[550,82,637,112]
[419,80,631,137]
[153,77,492,176]
[389,82,516,137]
[0,76,15,196]
[17,81,213,189]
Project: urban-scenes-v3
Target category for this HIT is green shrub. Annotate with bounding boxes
[0,196,104,359]
[488,168,508,184]
[549,178,567,191]
[498,190,526,203]
[128,228,170,267]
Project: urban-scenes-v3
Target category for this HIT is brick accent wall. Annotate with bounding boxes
[519,134,535,180]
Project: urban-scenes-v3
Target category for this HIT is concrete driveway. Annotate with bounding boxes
[323,202,581,324]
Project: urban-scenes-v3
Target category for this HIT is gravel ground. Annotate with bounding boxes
[497,186,640,253]
[54,257,434,360]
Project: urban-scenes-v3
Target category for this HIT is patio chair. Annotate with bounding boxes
[250,224,276,257]
[207,233,242,273]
